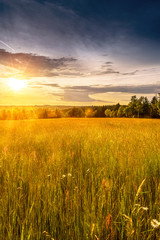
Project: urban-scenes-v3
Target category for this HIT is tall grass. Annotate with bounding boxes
[0,118,160,239]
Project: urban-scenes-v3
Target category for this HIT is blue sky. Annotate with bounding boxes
[0,0,160,105]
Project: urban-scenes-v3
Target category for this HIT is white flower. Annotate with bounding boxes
[62,175,66,178]
[68,173,72,177]
[151,219,160,228]
[141,207,148,211]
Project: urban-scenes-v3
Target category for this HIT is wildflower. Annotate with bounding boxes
[141,207,148,211]
[151,219,160,229]
[62,175,66,178]
[68,173,72,177]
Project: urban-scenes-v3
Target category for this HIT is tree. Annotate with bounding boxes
[54,109,63,118]
[135,97,144,118]
[131,95,137,103]
[105,109,112,117]
[117,106,125,117]
[124,106,133,117]
[151,96,158,118]
[157,95,160,118]
[110,110,117,117]
[113,103,120,111]
[1,110,7,120]
[142,97,150,117]
[67,107,85,117]
[85,108,97,118]
[38,109,48,119]
[125,96,138,117]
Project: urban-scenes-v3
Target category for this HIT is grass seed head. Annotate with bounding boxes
[135,178,146,201]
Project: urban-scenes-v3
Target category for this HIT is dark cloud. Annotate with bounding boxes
[99,60,139,76]
[0,49,77,77]
[0,0,160,105]
[37,83,160,102]
[0,0,160,65]
[0,0,97,54]
[62,89,110,102]
[58,71,85,77]
[100,68,120,75]
[101,61,113,69]
[64,84,160,95]
[122,70,139,76]
[37,83,60,87]
[99,63,139,76]
[63,90,97,102]
[45,0,160,41]
[39,83,104,102]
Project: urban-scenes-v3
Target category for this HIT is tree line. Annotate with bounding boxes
[1,94,160,120]
[104,94,160,118]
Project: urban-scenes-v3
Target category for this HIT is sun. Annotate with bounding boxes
[8,78,27,91]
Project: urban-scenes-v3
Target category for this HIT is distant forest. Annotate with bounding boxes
[1,94,160,120]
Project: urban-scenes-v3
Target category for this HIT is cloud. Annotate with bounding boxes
[64,83,160,102]
[38,83,160,102]
[62,90,97,102]
[37,83,60,88]
[122,70,139,76]
[98,61,139,76]
[0,49,77,77]
[64,84,160,94]
[0,0,160,70]
[38,83,99,102]
[62,90,108,102]
[101,61,113,68]
[0,0,100,55]
[100,68,120,75]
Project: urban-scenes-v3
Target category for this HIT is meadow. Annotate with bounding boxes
[0,118,160,239]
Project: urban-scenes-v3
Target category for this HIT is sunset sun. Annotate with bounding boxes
[8,78,27,91]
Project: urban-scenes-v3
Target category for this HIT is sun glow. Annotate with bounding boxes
[8,78,27,91]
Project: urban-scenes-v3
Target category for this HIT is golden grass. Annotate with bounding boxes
[0,118,160,239]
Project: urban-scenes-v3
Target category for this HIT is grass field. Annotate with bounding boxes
[0,118,160,239]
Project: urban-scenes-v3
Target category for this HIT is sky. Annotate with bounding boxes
[0,0,160,105]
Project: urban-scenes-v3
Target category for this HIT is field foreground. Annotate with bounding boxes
[0,118,160,239]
